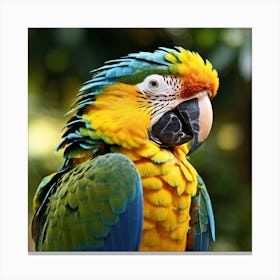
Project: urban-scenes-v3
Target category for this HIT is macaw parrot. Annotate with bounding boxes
[31,46,219,252]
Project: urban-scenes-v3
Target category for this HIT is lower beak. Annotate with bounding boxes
[150,93,213,155]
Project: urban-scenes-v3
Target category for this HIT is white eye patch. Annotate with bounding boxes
[137,74,183,97]
[137,74,168,95]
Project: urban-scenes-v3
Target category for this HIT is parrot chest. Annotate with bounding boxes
[118,143,198,251]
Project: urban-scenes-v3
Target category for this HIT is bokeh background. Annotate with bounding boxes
[28,28,252,252]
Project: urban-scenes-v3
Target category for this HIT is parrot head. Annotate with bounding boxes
[59,47,219,161]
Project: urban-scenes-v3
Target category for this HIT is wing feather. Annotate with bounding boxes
[186,175,215,251]
[33,153,143,251]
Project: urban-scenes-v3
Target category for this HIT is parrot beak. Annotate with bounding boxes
[149,92,213,155]
[177,93,213,156]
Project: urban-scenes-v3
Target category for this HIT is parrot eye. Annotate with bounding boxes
[138,74,167,94]
[148,79,159,89]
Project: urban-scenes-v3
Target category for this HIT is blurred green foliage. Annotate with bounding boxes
[28,28,251,252]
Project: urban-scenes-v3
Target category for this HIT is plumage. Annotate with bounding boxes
[33,153,143,251]
[186,176,215,251]
[32,46,219,251]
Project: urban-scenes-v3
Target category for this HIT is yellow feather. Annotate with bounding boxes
[135,141,160,158]
[141,177,163,190]
[136,161,164,177]
[182,160,198,195]
[176,178,187,196]
[161,166,186,195]
[178,211,189,223]
[140,228,161,248]
[172,194,191,212]
[159,208,177,231]
[151,149,172,163]
[177,143,190,155]
[166,48,219,98]
[170,225,188,240]
[165,52,178,63]
[143,219,155,230]
[177,63,189,75]
[161,158,178,174]
[144,202,169,222]
[146,188,172,207]
[83,83,151,149]
[179,162,193,181]
[185,180,197,196]
[177,196,190,210]
[174,145,198,194]
[115,147,141,161]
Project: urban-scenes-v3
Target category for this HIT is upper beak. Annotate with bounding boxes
[177,93,213,156]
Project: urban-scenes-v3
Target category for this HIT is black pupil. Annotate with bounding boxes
[150,80,158,87]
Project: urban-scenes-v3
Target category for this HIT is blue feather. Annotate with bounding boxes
[104,67,134,79]
[66,133,83,140]
[66,47,180,117]
[83,76,107,84]
[104,174,143,251]
[79,143,95,149]
[80,80,113,91]
[126,50,171,66]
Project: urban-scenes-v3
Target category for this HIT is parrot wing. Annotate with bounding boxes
[186,175,215,251]
[33,153,143,251]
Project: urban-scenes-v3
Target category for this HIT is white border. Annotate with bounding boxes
[1,0,279,279]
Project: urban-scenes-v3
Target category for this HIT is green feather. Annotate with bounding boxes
[117,67,170,84]
[34,153,143,251]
